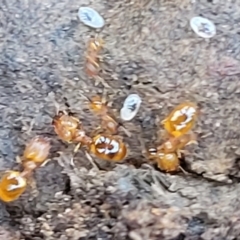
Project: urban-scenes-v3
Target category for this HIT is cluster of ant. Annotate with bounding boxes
[147,102,198,172]
[0,95,128,203]
[0,37,199,203]
[53,95,128,163]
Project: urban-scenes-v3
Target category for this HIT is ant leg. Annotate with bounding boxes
[40,159,51,167]
[16,155,22,164]
[178,149,191,158]
[160,118,167,125]
[94,33,99,40]
[101,89,109,105]
[22,118,35,135]
[179,166,189,175]
[54,101,60,115]
[79,93,92,103]
[185,132,198,146]
[94,76,110,88]
[74,142,82,153]
[98,55,104,62]
[20,168,33,179]
[85,151,99,170]
[70,142,82,166]
[139,138,148,158]
[28,176,39,198]
[177,150,182,159]
[117,122,132,137]
[186,139,198,146]
[90,126,104,137]
[86,54,99,66]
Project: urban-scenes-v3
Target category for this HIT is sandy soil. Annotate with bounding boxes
[1,0,240,239]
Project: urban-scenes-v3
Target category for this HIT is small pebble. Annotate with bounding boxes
[78,7,105,29]
[120,94,142,121]
[190,16,216,38]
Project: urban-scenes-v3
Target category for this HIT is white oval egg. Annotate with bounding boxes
[120,94,142,121]
[78,7,105,29]
[190,16,216,38]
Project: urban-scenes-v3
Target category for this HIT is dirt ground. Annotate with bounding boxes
[1,0,240,239]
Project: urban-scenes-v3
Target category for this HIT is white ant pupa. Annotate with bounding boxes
[120,94,142,121]
[78,7,105,29]
[190,16,216,38]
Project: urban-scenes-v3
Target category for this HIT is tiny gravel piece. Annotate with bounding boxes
[190,16,216,38]
[78,7,105,29]
[120,94,142,121]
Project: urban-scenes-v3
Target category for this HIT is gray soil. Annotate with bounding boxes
[1,0,240,239]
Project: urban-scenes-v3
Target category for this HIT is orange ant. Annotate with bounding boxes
[52,110,93,165]
[85,37,110,87]
[157,132,197,158]
[85,37,103,77]
[147,101,199,173]
[85,37,111,88]
[0,136,51,202]
[88,96,128,161]
[52,111,92,147]
[88,95,120,135]
[147,133,197,172]
[147,149,180,172]
[21,136,51,174]
[87,95,128,162]
[53,107,128,165]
